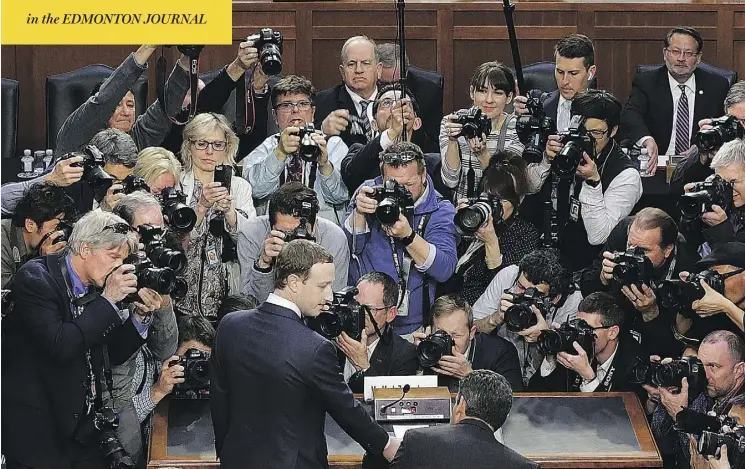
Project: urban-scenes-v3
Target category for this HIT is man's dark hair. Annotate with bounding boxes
[358,271,399,308]
[518,248,572,298]
[271,75,316,109]
[702,331,745,363]
[431,294,473,330]
[458,369,513,430]
[469,61,516,96]
[373,83,421,117]
[632,207,678,249]
[380,141,426,174]
[12,184,77,230]
[273,240,334,290]
[87,128,138,168]
[579,292,625,328]
[664,27,704,54]
[216,294,259,325]
[177,315,216,348]
[268,182,319,226]
[571,89,623,133]
[555,34,595,69]
[480,152,529,211]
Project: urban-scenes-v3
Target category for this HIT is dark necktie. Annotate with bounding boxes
[286,153,304,184]
[360,100,372,140]
[675,84,690,155]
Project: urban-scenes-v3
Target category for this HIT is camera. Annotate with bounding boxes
[171,348,211,399]
[695,115,745,153]
[281,225,316,243]
[54,220,75,245]
[247,28,283,76]
[675,408,738,436]
[115,174,150,195]
[295,124,324,162]
[124,252,176,302]
[417,330,455,368]
[308,287,366,341]
[93,407,134,469]
[61,145,115,202]
[454,108,491,140]
[515,90,557,163]
[454,193,504,234]
[504,287,552,333]
[698,427,745,461]
[678,175,733,222]
[280,199,318,242]
[611,247,654,288]
[160,187,197,233]
[536,318,595,357]
[137,224,187,274]
[629,356,705,389]
[658,269,726,318]
[368,179,415,226]
[554,116,593,180]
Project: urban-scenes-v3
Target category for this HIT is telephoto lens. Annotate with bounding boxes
[417,330,455,368]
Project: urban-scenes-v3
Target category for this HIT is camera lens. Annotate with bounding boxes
[170,278,188,300]
[312,312,344,339]
[696,129,724,153]
[186,359,211,384]
[537,329,564,356]
[86,166,115,202]
[139,267,176,295]
[554,142,584,179]
[417,331,452,368]
[652,362,683,388]
[260,43,282,76]
[504,304,536,332]
[455,202,490,234]
[678,191,712,219]
[148,245,186,274]
[166,203,197,232]
[376,198,401,225]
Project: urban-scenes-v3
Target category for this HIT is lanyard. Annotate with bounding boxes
[388,213,429,307]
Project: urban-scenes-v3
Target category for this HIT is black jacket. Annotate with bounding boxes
[210,301,389,469]
[314,84,370,148]
[1,253,146,469]
[346,328,418,394]
[390,418,538,469]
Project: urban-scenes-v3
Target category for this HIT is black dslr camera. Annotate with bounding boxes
[54,219,75,245]
[123,252,176,302]
[515,90,557,163]
[658,269,726,318]
[60,145,115,202]
[611,247,654,288]
[281,224,316,243]
[554,116,593,180]
[160,187,197,233]
[695,115,745,153]
[114,174,150,195]
[93,407,135,469]
[368,179,415,226]
[678,175,733,222]
[675,408,738,436]
[247,28,284,76]
[281,199,318,242]
[698,426,745,462]
[536,318,595,357]
[137,224,187,274]
[417,330,455,368]
[629,356,706,390]
[454,108,491,140]
[454,193,504,234]
[309,287,366,341]
[504,287,553,333]
[295,124,324,162]
[171,348,211,399]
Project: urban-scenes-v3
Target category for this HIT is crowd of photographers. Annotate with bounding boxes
[2,26,745,469]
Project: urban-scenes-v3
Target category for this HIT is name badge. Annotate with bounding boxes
[205,238,221,269]
[569,196,581,222]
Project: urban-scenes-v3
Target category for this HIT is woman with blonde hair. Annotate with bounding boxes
[132,146,182,195]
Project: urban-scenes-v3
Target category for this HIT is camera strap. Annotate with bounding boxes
[157,49,201,125]
[389,213,431,316]
[235,68,257,135]
[92,343,116,414]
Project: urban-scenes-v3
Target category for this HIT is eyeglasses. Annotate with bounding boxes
[665,48,699,59]
[380,150,423,164]
[275,101,312,113]
[191,140,227,151]
[586,128,609,139]
[362,304,389,313]
[102,223,135,234]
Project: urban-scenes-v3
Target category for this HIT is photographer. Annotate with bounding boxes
[344,141,457,337]
[413,295,523,392]
[472,248,582,385]
[689,393,745,469]
[238,182,349,302]
[1,184,76,288]
[91,128,139,211]
[440,61,524,202]
[579,207,700,358]
[440,152,539,305]
[338,272,418,393]
[243,75,350,222]
[528,292,646,398]
[1,211,149,469]
[131,146,182,195]
[525,89,642,272]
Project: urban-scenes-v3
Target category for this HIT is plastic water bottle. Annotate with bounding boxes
[638,148,652,177]
[43,149,54,170]
[20,149,33,174]
[33,150,45,175]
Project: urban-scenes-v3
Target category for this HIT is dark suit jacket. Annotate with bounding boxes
[346,328,418,394]
[621,65,729,152]
[390,418,538,469]
[405,66,444,146]
[210,301,389,469]
[1,253,146,469]
[540,89,560,124]
[314,83,369,148]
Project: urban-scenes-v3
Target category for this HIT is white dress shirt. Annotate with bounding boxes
[343,337,381,381]
[540,342,619,392]
[266,292,302,319]
[638,73,696,156]
[557,95,573,133]
[345,85,378,127]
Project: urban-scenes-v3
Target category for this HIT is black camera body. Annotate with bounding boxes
[454,108,491,140]
[504,287,552,332]
[171,348,211,399]
[536,318,595,357]
[675,408,738,436]
[698,426,745,461]
[113,174,150,195]
[369,179,415,226]
[247,28,283,76]
[309,287,366,341]
[138,224,187,274]
[417,330,455,368]
[61,145,115,202]
[454,193,504,234]
[295,124,324,162]
[659,269,726,318]
[94,407,134,468]
[554,116,593,180]
[160,187,197,233]
[54,219,75,245]
[124,252,176,301]
[515,90,557,163]
[629,356,706,391]
[611,247,654,288]
[695,115,745,153]
[678,175,734,222]
[281,225,316,243]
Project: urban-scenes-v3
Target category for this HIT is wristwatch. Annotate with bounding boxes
[253,260,273,274]
[401,230,416,246]
[585,178,601,188]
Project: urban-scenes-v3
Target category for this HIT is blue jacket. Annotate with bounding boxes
[344,175,457,334]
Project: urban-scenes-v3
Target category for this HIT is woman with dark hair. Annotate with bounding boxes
[440,152,539,305]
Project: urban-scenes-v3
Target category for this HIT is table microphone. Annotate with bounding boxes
[381,384,411,413]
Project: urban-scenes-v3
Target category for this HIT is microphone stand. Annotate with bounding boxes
[396,0,409,142]
[502,0,525,94]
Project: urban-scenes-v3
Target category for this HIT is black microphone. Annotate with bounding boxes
[381,384,411,414]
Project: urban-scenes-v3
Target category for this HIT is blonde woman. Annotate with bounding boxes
[133,146,182,195]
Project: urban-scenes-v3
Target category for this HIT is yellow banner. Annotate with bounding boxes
[1,0,232,45]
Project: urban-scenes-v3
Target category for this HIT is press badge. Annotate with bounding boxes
[569,196,581,222]
[205,239,220,269]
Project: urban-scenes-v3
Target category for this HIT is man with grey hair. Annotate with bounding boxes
[390,369,537,469]
[1,210,156,469]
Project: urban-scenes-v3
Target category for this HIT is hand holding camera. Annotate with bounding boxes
[600,251,617,286]
[103,263,138,303]
[39,230,67,256]
[443,113,464,141]
[659,376,690,420]
[259,230,287,269]
[433,347,472,379]
[132,287,164,320]
[336,329,370,371]
[45,155,85,187]
[517,306,550,343]
[691,278,735,318]
[355,186,379,216]
[277,126,301,157]
[101,184,124,212]
[576,153,600,182]
[151,355,186,404]
[383,214,414,240]
[544,135,563,162]
[236,39,260,71]
[321,109,350,136]
[513,95,529,115]
[681,176,733,225]
[621,283,659,320]
[412,326,432,347]
[556,340,595,381]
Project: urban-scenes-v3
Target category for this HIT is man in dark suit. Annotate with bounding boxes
[2,211,152,469]
[210,239,399,469]
[336,271,418,393]
[391,369,537,469]
[414,295,524,392]
[621,27,731,174]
